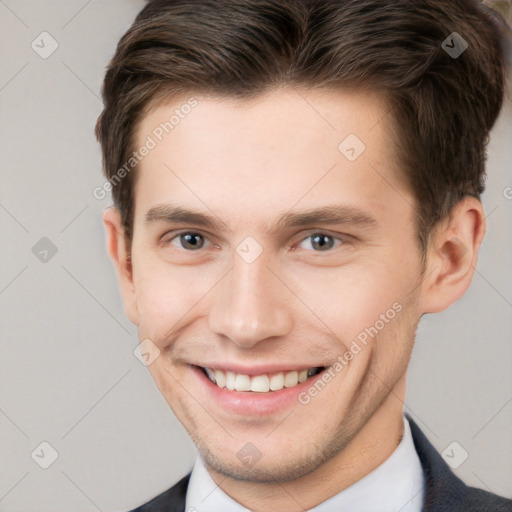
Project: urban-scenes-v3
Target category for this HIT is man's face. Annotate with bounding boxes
[124,89,424,482]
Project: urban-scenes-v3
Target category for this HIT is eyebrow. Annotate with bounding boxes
[145,203,379,233]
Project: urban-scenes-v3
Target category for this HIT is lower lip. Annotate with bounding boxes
[190,366,324,416]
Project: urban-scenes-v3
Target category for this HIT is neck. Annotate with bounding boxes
[207,374,407,512]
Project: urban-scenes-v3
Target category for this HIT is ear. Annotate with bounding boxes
[103,207,140,325]
[421,196,486,314]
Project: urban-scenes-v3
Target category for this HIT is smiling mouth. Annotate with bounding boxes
[197,366,326,393]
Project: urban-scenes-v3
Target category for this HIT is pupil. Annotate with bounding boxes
[312,234,333,251]
[182,233,203,249]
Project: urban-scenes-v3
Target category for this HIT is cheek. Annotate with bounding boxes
[131,260,215,339]
[290,262,411,344]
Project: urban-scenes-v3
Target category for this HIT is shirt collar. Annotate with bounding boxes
[185,415,425,511]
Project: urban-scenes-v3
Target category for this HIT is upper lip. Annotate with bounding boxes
[193,363,326,376]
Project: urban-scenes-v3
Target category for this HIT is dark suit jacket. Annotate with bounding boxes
[129,415,512,511]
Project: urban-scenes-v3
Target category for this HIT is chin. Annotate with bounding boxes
[196,432,341,484]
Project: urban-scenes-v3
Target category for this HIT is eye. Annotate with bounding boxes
[168,232,209,250]
[298,233,343,251]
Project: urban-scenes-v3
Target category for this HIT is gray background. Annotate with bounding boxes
[0,1,511,511]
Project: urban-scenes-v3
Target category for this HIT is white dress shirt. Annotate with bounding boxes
[185,415,425,511]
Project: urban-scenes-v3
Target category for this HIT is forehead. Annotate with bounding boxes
[132,88,413,230]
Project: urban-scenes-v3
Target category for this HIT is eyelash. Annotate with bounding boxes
[161,230,346,253]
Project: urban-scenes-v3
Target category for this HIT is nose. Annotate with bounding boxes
[208,251,293,349]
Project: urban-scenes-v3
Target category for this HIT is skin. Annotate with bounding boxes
[104,88,485,512]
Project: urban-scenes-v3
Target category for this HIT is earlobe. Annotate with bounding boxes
[102,207,140,325]
[421,197,486,314]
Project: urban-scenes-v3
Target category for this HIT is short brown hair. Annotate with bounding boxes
[95,0,507,251]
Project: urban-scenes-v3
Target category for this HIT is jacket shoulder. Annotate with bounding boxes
[127,473,191,512]
[461,486,512,512]
[406,415,512,511]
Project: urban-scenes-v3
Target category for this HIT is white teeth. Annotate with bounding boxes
[214,369,226,388]
[284,370,298,387]
[269,372,284,391]
[205,368,216,382]
[203,367,322,393]
[234,374,251,392]
[250,375,270,393]
[225,371,236,391]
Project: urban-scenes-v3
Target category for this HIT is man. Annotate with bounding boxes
[96,0,511,510]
